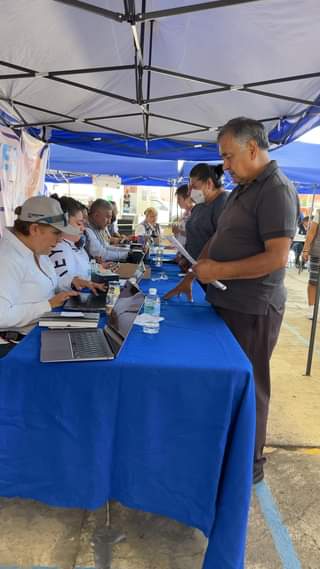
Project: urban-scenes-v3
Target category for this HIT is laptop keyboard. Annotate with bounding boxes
[70,331,111,359]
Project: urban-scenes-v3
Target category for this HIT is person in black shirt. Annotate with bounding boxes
[193,118,299,483]
[166,118,299,484]
[167,164,227,286]
[185,163,228,260]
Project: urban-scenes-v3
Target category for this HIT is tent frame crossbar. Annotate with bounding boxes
[53,0,265,24]
[149,112,210,130]
[49,64,135,76]
[0,0,319,143]
[3,99,320,146]
[84,118,144,141]
[53,0,124,22]
[13,119,76,129]
[139,0,148,151]
[144,19,154,150]
[49,75,136,104]
[0,97,76,119]
[1,60,317,106]
[143,66,320,108]
[136,0,264,22]
[85,112,142,121]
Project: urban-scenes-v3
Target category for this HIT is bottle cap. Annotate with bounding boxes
[149,288,157,295]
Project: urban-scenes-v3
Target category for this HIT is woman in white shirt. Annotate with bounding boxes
[0,196,80,357]
[49,196,105,292]
[135,207,162,245]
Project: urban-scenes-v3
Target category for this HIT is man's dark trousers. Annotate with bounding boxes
[216,305,284,475]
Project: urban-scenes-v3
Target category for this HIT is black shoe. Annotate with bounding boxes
[253,467,264,485]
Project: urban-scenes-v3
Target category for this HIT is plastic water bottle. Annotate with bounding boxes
[155,246,163,267]
[143,287,161,334]
[105,281,120,315]
[90,259,97,279]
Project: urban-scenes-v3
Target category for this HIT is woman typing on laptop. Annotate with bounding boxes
[49,195,106,293]
[0,196,82,358]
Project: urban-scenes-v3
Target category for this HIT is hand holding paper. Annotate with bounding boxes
[168,236,227,291]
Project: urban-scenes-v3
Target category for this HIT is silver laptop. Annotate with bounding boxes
[40,281,144,363]
[63,257,146,313]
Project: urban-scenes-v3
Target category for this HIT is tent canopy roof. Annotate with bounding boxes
[1,0,320,157]
[47,142,180,185]
[47,139,320,192]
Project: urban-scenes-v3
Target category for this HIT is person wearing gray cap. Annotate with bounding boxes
[0,195,80,357]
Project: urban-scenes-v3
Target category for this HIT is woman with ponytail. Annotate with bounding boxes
[185,163,227,261]
[165,163,227,296]
[49,195,105,293]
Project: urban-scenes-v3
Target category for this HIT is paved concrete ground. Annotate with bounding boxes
[0,267,319,569]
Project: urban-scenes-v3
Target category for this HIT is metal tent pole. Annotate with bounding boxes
[305,185,320,375]
[309,185,317,218]
[305,266,320,376]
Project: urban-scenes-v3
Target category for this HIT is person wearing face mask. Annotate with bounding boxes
[171,184,194,247]
[0,196,80,357]
[184,164,227,265]
[49,195,105,294]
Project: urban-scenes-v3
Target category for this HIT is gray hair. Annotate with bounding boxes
[217,117,269,149]
[89,199,113,214]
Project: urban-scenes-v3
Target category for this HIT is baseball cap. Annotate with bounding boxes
[17,196,80,237]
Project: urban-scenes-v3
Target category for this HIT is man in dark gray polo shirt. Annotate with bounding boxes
[193,117,299,483]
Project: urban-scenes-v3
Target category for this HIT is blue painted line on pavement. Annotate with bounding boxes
[255,480,302,569]
[283,322,320,359]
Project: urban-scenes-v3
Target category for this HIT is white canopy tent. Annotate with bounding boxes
[0,0,319,156]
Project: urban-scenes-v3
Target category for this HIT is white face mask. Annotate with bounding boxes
[190,189,205,205]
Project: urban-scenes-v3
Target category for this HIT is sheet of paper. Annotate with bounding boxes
[134,314,164,326]
[168,236,195,265]
[168,235,227,291]
[60,311,84,317]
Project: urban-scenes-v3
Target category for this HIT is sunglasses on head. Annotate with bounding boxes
[28,213,68,226]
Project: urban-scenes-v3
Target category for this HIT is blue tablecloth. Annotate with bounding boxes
[0,265,255,569]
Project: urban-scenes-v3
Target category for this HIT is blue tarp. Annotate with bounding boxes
[47,143,181,186]
[270,141,320,193]
[39,117,320,162]
[47,140,320,193]
[41,131,219,162]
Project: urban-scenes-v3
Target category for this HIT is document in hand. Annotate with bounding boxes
[168,235,227,291]
[39,312,100,329]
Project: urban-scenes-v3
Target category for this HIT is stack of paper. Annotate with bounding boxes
[39,312,100,329]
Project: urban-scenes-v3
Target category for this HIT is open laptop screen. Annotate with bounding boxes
[105,281,144,356]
